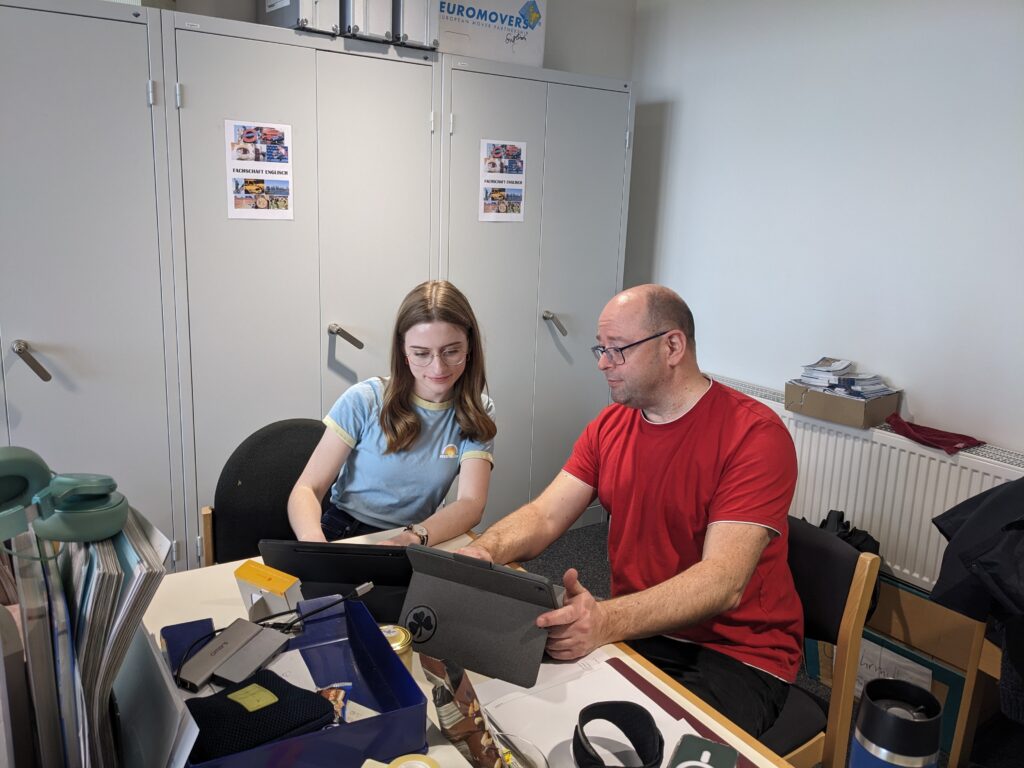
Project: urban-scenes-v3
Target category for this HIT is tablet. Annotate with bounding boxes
[258,539,411,623]
[405,546,564,607]
[400,545,564,688]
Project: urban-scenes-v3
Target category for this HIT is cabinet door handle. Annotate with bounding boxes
[327,323,365,349]
[542,311,568,337]
[11,340,53,382]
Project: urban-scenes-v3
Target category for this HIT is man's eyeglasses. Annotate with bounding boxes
[406,348,468,367]
[591,331,669,366]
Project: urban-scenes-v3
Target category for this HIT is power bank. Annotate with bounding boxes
[178,618,262,691]
[212,626,290,685]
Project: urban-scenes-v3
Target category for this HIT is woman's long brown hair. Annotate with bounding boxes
[380,281,497,453]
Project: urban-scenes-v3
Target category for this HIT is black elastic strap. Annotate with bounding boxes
[572,700,664,768]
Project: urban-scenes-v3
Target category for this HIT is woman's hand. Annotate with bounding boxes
[376,529,419,547]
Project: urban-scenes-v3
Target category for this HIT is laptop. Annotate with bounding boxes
[258,540,412,623]
[400,545,564,688]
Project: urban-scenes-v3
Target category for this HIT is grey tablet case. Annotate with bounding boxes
[400,545,564,688]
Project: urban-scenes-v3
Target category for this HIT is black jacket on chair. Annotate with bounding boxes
[931,476,1024,722]
[931,476,1024,622]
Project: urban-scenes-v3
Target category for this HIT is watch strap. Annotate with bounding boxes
[405,524,429,546]
[572,700,664,768]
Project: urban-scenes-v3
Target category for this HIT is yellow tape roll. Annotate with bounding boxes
[387,756,441,768]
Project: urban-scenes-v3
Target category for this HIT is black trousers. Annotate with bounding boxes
[320,501,387,541]
[627,635,789,737]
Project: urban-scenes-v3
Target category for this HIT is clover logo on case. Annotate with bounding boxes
[406,606,437,643]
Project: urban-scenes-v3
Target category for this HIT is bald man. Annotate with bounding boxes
[462,285,801,737]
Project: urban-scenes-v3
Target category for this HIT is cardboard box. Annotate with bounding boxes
[258,0,340,36]
[784,381,900,430]
[439,0,546,67]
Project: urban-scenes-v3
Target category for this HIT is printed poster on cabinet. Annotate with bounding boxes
[479,139,525,222]
[226,120,293,220]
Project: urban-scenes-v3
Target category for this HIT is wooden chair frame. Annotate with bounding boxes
[201,505,215,566]
[784,550,880,768]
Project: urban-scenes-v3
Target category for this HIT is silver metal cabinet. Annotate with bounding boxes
[166,22,322,528]
[316,50,436,413]
[444,66,549,524]
[163,17,439,561]
[531,83,632,499]
[0,0,183,547]
[441,57,634,526]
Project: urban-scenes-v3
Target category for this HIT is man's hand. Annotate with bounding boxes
[455,544,494,562]
[537,568,608,660]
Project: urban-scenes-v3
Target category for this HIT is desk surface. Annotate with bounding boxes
[143,532,793,768]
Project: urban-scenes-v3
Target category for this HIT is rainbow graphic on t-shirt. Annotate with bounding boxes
[439,444,459,459]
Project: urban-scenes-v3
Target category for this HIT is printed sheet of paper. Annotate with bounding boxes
[478,655,698,767]
[479,139,525,222]
[226,120,293,220]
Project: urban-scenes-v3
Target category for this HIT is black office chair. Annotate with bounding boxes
[201,418,326,565]
[759,516,881,768]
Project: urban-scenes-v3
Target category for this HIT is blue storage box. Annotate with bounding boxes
[188,598,427,767]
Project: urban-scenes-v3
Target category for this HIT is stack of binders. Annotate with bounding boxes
[11,508,167,767]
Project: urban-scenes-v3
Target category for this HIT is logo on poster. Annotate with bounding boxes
[439,0,542,31]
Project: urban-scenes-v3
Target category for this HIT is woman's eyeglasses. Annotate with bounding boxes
[406,349,468,367]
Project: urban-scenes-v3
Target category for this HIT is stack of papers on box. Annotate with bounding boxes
[792,357,901,400]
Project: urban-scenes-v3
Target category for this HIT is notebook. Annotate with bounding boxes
[257,540,411,623]
[400,545,564,688]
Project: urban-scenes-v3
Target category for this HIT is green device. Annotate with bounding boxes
[669,734,739,768]
[0,446,129,543]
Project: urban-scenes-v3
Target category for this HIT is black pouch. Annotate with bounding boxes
[186,669,334,763]
[819,509,882,619]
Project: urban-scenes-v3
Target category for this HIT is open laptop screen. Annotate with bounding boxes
[258,539,412,623]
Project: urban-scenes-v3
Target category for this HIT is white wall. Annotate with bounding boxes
[543,0,635,79]
[627,0,1024,452]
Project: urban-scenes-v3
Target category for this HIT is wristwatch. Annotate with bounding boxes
[404,523,429,546]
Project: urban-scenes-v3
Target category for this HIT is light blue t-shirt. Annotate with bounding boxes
[324,377,495,529]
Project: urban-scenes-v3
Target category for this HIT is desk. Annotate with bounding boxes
[142,533,793,767]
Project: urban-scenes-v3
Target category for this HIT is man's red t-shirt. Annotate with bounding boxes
[563,381,803,681]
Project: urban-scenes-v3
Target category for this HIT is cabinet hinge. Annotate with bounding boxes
[147,80,155,106]
[172,539,182,565]
[449,113,454,136]
[625,130,631,149]
[196,534,203,561]
[175,82,183,109]
[429,110,435,133]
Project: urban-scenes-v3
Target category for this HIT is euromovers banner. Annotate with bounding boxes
[439,0,546,67]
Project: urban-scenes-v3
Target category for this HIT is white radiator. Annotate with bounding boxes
[715,376,1024,593]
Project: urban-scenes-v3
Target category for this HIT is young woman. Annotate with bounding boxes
[287,280,497,546]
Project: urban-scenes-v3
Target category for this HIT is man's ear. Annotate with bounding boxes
[664,330,688,364]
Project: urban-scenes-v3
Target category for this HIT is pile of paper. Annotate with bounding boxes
[793,357,901,400]
[13,508,168,768]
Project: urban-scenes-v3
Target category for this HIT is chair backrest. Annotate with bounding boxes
[212,418,325,563]
[787,515,880,768]
[788,516,863,644]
